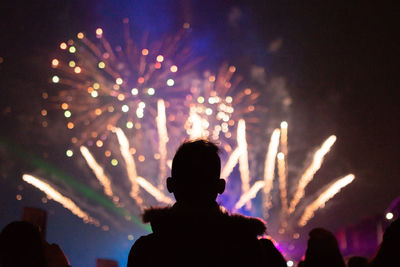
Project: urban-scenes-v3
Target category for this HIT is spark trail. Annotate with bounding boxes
[277,152,288,218]
[113,127,142,205]
[237,119,251,209]
[80,146,114,198]
[280,121,288,156]
[187,107,207,139]
[288,135,337,214]
[156,99,168,190]
[221,147,241,180]
[22,174,99,224]
[263,129,281,218]
[235,181,265,210]
[298,174,355,226]
[136,176,174,205]
[113,127,173,205]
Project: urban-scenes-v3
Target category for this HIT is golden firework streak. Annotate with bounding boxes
[235,181,265,210]
[80,146,114,198]
[288,135,337,214]
[113,127,142,205]
[22,174,99,224]
[263,129,281,218]
[136,176,174,205]
[237,119,251,209]
[298,174,355,226]
[156,99,169,190]
[113,127,173,205]
[280,121,288,156]
[188,107,206,140]
[221,147,241,180]
[277,152,288,218]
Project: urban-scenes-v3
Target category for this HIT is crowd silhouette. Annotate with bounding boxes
[1,140,399,267]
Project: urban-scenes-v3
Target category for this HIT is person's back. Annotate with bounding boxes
[127,140,284,267]
[0,221,46,267]
[369,218,400,267]
[0,220,70,267]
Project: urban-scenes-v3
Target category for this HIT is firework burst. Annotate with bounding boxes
[26,21,355,237]
[48,19,195,150]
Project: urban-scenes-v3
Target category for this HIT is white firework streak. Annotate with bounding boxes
[113,127,142,205]
[136,176,174,205]
[113,127,173,205]
[288,135,337,214]
[237,119,251,209]
[235,180,265,210]
[298,174,355,226]
[80,146,114,198]
[156,99,169,190]
[22,174,99,224]
[221,147,241,180]
[277,152,288,219]
[280,121,288,156]
[263,129,281,218]
[188,107,207,140]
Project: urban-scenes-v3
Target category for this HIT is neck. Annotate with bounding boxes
[174,200,219,210]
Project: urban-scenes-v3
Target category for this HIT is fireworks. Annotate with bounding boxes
[184,64,260,148]
[263,129,281,217]
[298,174,355,226]
[156,99,168,190]
[80,146,114,199]
[23,174,99,225]
[48,20,194,149]
[277,152,288,219]
[25,21,356,235]
[288,135,337,215]
[231,123,354,232]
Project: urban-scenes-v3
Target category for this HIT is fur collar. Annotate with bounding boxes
[142,204,267,237]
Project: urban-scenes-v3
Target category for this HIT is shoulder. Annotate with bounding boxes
[224,213,267,237]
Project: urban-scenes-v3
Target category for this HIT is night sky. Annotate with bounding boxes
[0,1,399,266]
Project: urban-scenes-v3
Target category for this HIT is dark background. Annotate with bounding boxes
[1,1,399,266]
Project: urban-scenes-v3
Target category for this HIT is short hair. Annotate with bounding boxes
[171,139,221,182]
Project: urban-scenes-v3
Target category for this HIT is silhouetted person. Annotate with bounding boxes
[0,221,46,267]
[301,228,346,267]
[127,140,285,267]
[0,221,70,267]
[369,218,400,267]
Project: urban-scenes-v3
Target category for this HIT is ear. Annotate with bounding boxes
[166,177,174,193]
[216,178,226,194]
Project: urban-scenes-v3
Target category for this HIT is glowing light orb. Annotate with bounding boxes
[121,105,129,113]
[96,28,103,36]
[64,110,71,118]
[66,149,74,157]
[166,79,174,86]
[60,42,67,50]
[131,88,138,95]
[69,46,76,53]
[52,75,60,83]
[386,212,394,220]
[147,88,155,95]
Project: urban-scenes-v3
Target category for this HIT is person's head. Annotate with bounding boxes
[167,139,225,206]
[0,221,46,267]
[304,228,345,267]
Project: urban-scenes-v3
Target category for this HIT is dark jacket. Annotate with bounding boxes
[127,203,285,267]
